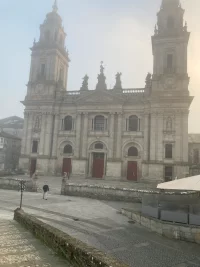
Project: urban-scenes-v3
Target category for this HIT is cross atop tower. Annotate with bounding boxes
[52,0,58,13]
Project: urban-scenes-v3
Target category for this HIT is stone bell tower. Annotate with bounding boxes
[147,0,193,181]
[20,1,70,175]
[27,0,69,97]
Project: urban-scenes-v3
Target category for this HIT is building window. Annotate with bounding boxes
[165,166,173,182]
[165,144,173,159]
[167,16,175,29]
[64,116,73,131]
[63,145,72,154]
[193,149,199,165]
[32,141,38,153]
[128,147,138,157]
[41,64,46,76]
[0,138,4,144]
[167,54,173,69]
[95,143,104,150]
[94,115,107,131]
[128,115,139,132]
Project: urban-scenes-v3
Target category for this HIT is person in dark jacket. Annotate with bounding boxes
[43,185,49,200]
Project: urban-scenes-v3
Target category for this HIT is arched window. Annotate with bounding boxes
[59,36,64,46]
[129,116,139,132]
[63,144,72,154]
[128,147,138,157]
[64,116,73,131]
[95,143,104,149]
[45,30,50,41]
[167,16,174,29]
[54,30,58,41]
[94,115,106,131]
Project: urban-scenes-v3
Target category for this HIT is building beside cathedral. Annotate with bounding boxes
[20,0,195,182]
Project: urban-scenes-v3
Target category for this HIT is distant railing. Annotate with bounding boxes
[66,91,80,95]
[123,89,145,94]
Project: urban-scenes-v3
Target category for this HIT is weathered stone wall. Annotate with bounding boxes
[0,177,37,192]
[61,181,198,203]
[14,209,128,267]
[121,208,200,245]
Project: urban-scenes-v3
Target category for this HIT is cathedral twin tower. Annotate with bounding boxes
[20,0,192,182]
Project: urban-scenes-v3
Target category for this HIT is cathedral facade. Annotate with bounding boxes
[20,0,193,183]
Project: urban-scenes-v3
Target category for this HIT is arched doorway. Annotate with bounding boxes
[89,142,107,179]
[62,144,73,175]
[127,146,138,181]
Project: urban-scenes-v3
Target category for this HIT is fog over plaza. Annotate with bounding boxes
[0,0,200,132]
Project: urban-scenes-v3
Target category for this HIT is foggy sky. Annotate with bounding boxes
[0,0,199,133]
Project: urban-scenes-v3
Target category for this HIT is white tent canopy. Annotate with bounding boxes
[157,175,200,191]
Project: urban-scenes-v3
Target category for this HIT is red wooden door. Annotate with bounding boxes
[92,153,104,178]
[127,161,138,181]
[30,159,37,177]
[62,158,72,175]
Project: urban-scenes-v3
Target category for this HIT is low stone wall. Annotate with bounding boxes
[121,208,200,245]
[61,181,198,203]
[14,209,128,267]
[0,177,37,192]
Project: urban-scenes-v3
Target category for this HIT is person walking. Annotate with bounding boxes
[43,185,49,200]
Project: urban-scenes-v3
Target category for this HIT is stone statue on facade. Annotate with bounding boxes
[80,75,89,91]
[145,72,152,87]
[34,115,41,132]
[166,117,172,131]
[114,72,122,90]
[96,61,107,90]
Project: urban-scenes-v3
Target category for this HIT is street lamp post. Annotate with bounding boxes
[19,180,26,209]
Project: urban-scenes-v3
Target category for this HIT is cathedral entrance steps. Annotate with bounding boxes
[0,219,70,267]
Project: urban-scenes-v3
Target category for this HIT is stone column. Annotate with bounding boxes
[21,112,29,155]
[26,113,33,155]
[116,113,122,159]
[109,113,115,158]
[52,114,60,157]
[44,113,53,156]
[75,112,81,158]
[82,112,89,158]
[39,113,46,156]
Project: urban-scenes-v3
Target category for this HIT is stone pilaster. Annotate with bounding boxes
[39,113,46,155]
[109,113,115,158]
[44,114,53,156]
[82,112,89,158]
[21,112,29,155]
[26,113,33,154]
[182,111,189,163]
[150,113,156,161]
[52,114,60,157]
[116,113,122,159]
[75,112,81,158]
[143,113,149,161]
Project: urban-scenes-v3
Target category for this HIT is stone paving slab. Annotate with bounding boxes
[0,219,71,267]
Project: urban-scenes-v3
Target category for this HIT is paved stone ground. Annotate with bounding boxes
[0,217,70,267]
[0,189,200,267]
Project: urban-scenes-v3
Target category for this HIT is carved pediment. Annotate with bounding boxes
[75,91,124,105]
